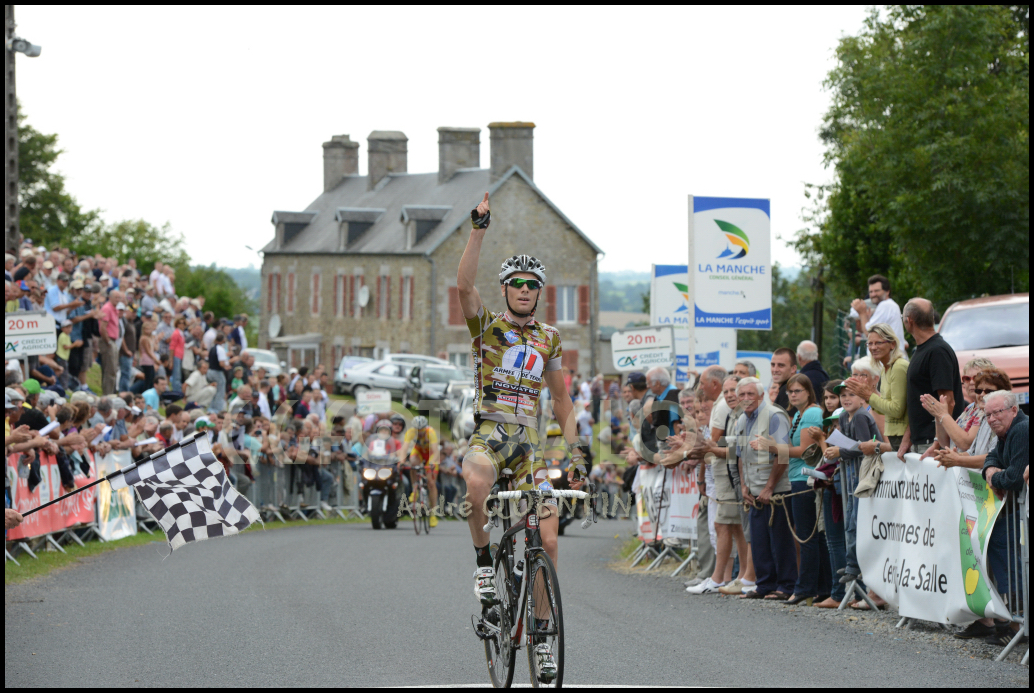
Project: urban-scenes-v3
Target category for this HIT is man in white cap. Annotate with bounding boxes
[44,272,83,324]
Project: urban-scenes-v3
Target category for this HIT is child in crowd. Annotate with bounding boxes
[230,366,245,393]
[55,321,82,390]
[821,382,890,607]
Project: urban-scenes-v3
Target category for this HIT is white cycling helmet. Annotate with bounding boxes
[498,255,547,285]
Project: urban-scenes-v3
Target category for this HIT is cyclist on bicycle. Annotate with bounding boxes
[458,192,586,675]
[398,414,440,527]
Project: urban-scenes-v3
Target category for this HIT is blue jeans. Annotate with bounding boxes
[791,481,830,598]
[841,459,866,589]
[118,354,133,393]
[209,370,226,413]
[749,501,798,596]
[318,469,335,503]
[822,486,847,602]
[987,509,1021,606]
[171,357,182,392]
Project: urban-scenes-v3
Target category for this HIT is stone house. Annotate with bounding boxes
[259,123,603,378]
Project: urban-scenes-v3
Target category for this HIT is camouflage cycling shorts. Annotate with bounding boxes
[465,419,554,504]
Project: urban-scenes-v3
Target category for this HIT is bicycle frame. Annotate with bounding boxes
[485,474,594,650]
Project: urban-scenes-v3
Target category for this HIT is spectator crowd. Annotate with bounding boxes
[5,251,1029,655]
[604,274,1028,653]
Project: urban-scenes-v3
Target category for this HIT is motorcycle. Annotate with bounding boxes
[359,444,401,530]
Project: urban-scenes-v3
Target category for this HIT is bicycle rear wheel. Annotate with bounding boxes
[526,552,563,688]
[421,488,430,534]
[485,553,516,688]
[412,496,422,535]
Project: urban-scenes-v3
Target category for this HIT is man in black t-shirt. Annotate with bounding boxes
[900,298,964,458]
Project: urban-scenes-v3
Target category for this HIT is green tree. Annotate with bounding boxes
[17,111,101,247]
[737,264,815,353]
[794,5,1029,309]
[75,219,190,276]
[174,264,256,328]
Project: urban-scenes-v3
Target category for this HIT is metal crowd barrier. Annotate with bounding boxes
[994,485,1028,663]
[837,457,880,612]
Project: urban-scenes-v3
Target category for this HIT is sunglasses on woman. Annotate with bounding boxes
[973,387,996,395]
[505,278,542,290]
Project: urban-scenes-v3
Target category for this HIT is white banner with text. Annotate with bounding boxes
[857,453,1012,624]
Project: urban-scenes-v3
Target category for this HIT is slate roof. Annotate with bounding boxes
[262,166,602,256]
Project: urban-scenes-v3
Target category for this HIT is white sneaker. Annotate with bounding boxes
[686,578,726,594]
[741,580,757,594]
[320,501,332,511]
[474,567,497,606]
[533,643,558,683]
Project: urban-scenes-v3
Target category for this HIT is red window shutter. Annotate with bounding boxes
[409,276,414,320]
[386,275,391,319]
[448,286,462,325]
[275,274,281,313]
[545,285,557,324]
[398,276,404,319]
[562,349,579,373]
[358,276,364,318]
[333,275,339,316]
[267,274,274,313]
[376,276,382,319]
[348,276,355,317]
[578,285,590,325]
[311,274,320,314]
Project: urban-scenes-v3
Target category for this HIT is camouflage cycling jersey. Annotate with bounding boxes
[465,306,563,427]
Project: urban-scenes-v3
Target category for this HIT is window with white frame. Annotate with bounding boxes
[556,285,577,324]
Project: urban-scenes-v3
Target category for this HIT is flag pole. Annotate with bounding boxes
[19,470,125,518]
[17,431,203,518]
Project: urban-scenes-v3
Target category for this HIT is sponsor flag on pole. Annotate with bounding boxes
[109,433,261,551]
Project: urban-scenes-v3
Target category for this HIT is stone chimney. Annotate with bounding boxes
[489,122,534,183]
[322,135,359,193]
[367,131,408,190]
[437,127,480,184]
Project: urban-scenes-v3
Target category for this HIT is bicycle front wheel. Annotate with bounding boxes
[485,553,516,688]
[526,552,564,688]
[421,488,430,534]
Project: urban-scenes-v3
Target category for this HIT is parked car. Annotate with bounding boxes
[938,293,1029,410]
[334,356,374,394]
[337,360,410,399]
[245,349,285,378]
[442,383,475,427]
[402,364,470,410]
[451,390,476,441]
[385,353,450,366]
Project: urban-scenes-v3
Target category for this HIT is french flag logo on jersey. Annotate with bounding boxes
[501,345,545,379]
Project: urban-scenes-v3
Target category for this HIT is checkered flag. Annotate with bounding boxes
[108,432,261,551]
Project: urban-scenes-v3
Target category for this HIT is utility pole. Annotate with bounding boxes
[5,4,19,251]
[4,4,41,252]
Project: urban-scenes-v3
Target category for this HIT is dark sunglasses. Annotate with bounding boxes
[973,387,996,395]
[506,278,542,290]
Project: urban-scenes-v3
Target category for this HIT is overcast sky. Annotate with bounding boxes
[15,5,869,272]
